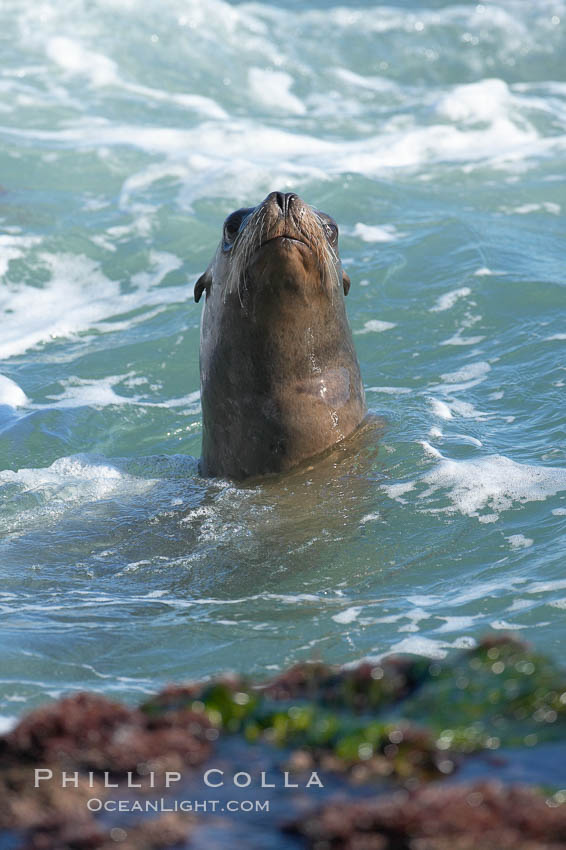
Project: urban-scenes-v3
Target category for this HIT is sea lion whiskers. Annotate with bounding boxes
[221,197,340,301]
[224,204,265,298]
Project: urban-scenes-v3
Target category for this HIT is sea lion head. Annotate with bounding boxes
[194,191,351,309]
[194,192,366,479]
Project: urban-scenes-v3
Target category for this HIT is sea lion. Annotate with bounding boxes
[194,191,366,480]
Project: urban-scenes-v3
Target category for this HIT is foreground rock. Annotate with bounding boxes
[288,781,566,850]
[1,636,565,849]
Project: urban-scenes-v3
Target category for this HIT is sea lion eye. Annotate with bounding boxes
[325,221,338,242]
[222,207,252,251]
[223,218,240,247]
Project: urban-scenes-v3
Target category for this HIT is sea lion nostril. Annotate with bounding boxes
[274,192,286,214]
[286,193,298,212]
[271,192,297,216]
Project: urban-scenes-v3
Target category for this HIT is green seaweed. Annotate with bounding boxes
[397,639,566,751]
[140,638,566,779]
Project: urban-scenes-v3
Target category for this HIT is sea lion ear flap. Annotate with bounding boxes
[194,268,212,303]
[342,269,351,296]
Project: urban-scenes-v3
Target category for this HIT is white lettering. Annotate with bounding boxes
[306,771,324,788]
[103,772,118,788]
[284,772,299,788]
[204,769,224,787]
[165,771,181,788]
[61,771,79,788]
[260,772,275,788]
[34,769,53,787]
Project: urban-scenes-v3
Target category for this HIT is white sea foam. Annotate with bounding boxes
[2,88,559,212]
[45,35,227,118]
[437,78,514,125]
[435,616,479,633]
[383,449,566,522]
[44,377,201,411]
[0,455,157,532]
[389,636,450,659]
[440,330,485,346]
[46,36,118,86]
[441,362,491,383]
[248,68,306,115]
[430,287,471,312]
[353,223,404,243]
[430,398,453,420]
[366,386,411,395]
[332,606,362,624]
[0,234,41,278]
[506,534,534,549]
[0,252,190,360]
[355,319,396,334]
[0,716,17,734]
[433,361,491,393]
[490,620,525,631]
[0,375,27,407]
[419,454,566,521]
[419,440,442,459]
[501,202,561,215]
[474,267,495,276]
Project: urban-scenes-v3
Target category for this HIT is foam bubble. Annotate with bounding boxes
[435,616,479,633]
[430,398,453,420]
[437,78,512,124]
[46,36,118,86]
[419,440,442,459]
[353,223,405,243]
[430,287,471,312]
[0,234,41,278]
[389,636,449,659]
[507,534,534,549]
[332,606,362,624]
[419,454,566,521]
[354,319,396,334]
[440,330,485,346]
[248,68,306,115]
[42,375,201,412]
[0,375,27,407]
[501,202,561,215]
[0,455,156,532]
[438,360,491,390]
[0,716,17,734]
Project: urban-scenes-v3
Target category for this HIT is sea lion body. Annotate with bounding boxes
[194,192,366,480]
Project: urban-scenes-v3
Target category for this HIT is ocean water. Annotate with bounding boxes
[0,0,565,726]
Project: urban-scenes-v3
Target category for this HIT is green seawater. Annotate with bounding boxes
[0,0,565,725]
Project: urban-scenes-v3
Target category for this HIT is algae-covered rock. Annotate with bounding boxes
[140,635,566,778]
[1,690,213,774]
[287,780,566,850]
[397,636,566,753]
[2,636,566,848]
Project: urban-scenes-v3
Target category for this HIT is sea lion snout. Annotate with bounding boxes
[257,191,311,246]
[268,191,298,218]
